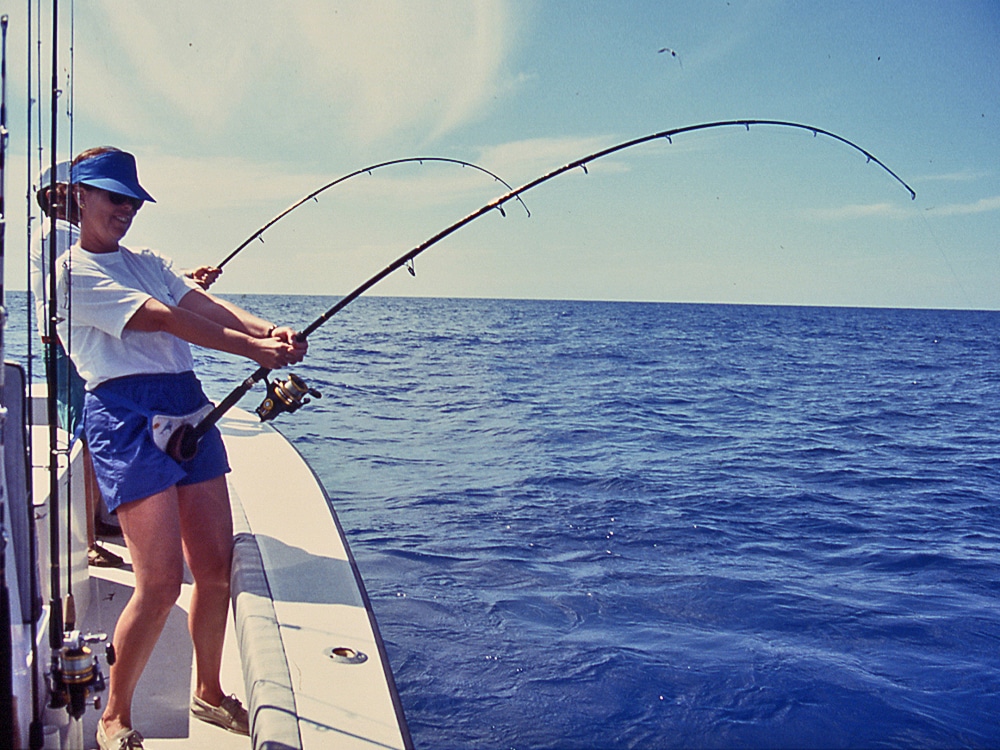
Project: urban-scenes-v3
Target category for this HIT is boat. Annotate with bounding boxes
[5,391,412,749]
[1,7,412,750]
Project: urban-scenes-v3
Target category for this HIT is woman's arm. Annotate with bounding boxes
[125,296,307,370]
[177,287,275,337]
[179,288,304,348]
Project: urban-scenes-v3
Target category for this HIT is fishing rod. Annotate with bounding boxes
[23,6,46,747]
[0,15,12,746]
[215,156,530,271]
[46,0,64,660]
[40,0,106,734]
[0,15,7,299]
[167,119,915,462]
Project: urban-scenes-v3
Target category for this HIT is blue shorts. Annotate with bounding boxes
[83,371,231,513]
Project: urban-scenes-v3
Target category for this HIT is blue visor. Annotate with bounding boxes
[37,160,71,191]
[71,150,156,203]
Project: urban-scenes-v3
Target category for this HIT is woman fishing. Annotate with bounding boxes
[31,163,222,569]
[56,146,308,750]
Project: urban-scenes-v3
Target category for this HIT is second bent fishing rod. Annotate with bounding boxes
[167,118,916,462]
[215,156,529,270]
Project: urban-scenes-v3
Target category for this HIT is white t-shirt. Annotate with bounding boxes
[56,244,201,390]
[29,217,80,341]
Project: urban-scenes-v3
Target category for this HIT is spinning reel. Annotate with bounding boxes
[255,372,322,422]
[49,630,109,720]
[165,372,321,462]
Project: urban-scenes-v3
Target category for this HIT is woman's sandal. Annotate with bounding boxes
[88,544,124,568]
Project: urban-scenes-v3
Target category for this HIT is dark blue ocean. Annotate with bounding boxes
[7,294,1000,748]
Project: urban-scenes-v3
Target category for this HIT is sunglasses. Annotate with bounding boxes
[105,191,144,211]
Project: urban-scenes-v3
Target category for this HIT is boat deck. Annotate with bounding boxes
[30,405,410,750]
[80,537,251,749]
[32,425,251,749]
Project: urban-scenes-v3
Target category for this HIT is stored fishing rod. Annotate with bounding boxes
[0,15,7,288]
[0,15,12,746]
[215,156,530,270]
[45,0,64,660]
[168,119,915,462]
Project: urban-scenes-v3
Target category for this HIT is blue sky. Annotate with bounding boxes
[5,1,999,308]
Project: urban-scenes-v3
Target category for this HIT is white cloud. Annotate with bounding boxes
[73,0,519,149]
[74,3,261,136]
[805,202,906,220]
[805,194,1000,221]
[294,1,516,143]
[136,154,320,213]
[925,195,1000,216]
[915,169,991,183]
[478,135,626,179]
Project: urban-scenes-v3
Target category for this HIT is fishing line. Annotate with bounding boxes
[215,157,530,271]
[171,119,915,462]
[917,209,976,309]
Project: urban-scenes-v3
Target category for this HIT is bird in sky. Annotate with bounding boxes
[658,47,682,68]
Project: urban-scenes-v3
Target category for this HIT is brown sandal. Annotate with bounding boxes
[88,544,124,568]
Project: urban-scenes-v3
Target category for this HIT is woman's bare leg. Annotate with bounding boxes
[177,475,234,706]
[100,487,184,736]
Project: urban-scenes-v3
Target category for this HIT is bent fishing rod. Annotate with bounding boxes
[215,156,530,270]
[0,14,9,727]
[167,119,915,461]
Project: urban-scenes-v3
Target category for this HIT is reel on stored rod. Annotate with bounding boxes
[48,630,108,720]
[255,372,322,422]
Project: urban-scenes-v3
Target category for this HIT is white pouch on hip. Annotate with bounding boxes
[150,404,214,455]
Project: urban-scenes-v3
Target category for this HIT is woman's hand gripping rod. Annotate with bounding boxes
[166,333,319,462]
